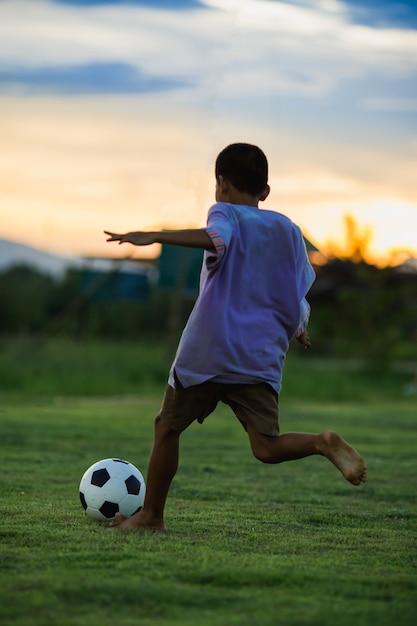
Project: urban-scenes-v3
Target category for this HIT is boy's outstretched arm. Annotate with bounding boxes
[104,229,215,250]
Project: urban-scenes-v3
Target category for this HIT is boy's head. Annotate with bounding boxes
[215,143,268,198]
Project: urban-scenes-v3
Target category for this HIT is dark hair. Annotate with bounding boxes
[215,143,268,196]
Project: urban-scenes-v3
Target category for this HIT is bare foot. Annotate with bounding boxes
[320,430,367,485]
[110,511,167,532]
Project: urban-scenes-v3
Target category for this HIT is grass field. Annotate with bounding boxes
[0,339,416,625]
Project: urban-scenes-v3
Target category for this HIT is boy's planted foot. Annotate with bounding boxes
[110,511,167,532]
[320,430,367,485]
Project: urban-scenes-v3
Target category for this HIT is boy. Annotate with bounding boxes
[105,143,366,532]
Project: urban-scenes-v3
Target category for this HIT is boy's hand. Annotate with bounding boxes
[296,330,311,350]
[104,231,156,246]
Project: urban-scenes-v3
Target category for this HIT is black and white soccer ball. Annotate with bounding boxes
[79,458,146,522]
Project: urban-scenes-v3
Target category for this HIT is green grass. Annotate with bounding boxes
[1,395,416,625]
[0,338,416,625]
[0,335,414,401]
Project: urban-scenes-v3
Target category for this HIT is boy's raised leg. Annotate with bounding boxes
[247,426,367,485]
[110,416,180,531]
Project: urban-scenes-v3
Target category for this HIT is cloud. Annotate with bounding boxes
[0,0,416,100]
[362,97,417,113]
[271,0,417,30]
[52,0,205,8]
[337,0,417,29]
[0,1,221,73]
[0,62,189,95]
[0,0,416,260]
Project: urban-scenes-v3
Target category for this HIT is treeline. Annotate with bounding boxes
[308,259,417,368]
[1,259,416,369]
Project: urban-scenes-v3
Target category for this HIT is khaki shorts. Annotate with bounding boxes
[158,379,279,436]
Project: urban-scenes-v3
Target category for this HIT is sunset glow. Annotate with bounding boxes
[0,0,416,266]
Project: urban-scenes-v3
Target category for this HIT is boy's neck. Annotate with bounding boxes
[215,176,269,207]
[228,192,260,207]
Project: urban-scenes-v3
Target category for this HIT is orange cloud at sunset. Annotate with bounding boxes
[1,0,416,267]
[1,91,416,266]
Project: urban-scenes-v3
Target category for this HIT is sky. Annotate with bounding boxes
[0,0,416,265]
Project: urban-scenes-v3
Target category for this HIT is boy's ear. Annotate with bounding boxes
[259,184,270,201]
[217,175,228,190]
[217,175,231,196]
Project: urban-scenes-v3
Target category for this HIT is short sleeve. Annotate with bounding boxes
[295,297,311,337]
[203,203,233,270]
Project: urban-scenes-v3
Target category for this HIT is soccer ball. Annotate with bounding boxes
[79,458,146,522]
